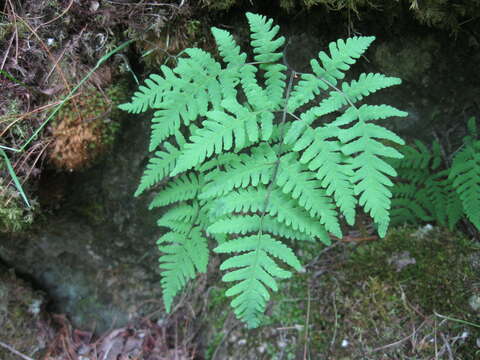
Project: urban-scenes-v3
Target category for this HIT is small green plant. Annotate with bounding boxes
[120,12,406,327]
[390,117,480,232]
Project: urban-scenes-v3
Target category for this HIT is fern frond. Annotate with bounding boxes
[119,74,167,113]
[316,74,402,117]
[214,234,301,328]
[200,143,276,199]
[209,186,331,243]
[391,197,433,224]
[159,203,198,223]
[292,126,356,225]
[171,116,243,175]
[311,36,375,85]
[149,173,201,209]
[288,73,328,113]
[247,12,285,64]
[276,153,342,237]
[423,174,449,226]
[207,215,315,242]
[449,142,480,230]
[148,51,223,151]
[158,227,208,312]
[135,141,183,196]
[339,105,406,237]
[211,27,245,100]
[211,27,247,68]
[246,12,286,109]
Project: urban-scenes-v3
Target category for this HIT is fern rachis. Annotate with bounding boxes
[120,12,406,328]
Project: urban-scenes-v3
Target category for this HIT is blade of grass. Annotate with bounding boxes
[434,311,480,329]
[1,148,30,208]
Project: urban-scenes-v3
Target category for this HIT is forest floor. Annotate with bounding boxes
[1,225,479,360]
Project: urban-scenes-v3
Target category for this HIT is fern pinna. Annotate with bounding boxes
[390,117,480,232]
[120,13,406,328]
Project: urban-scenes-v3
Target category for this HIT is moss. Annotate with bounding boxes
[0,175,35,233]
[202,227,480,359]
[0,267,47,360]
[50,82,127,171]
[346,227,478,316]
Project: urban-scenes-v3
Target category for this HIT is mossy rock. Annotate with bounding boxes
[0,265,50,360]
[201,227,480,359]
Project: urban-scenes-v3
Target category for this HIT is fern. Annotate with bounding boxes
[391,117,480,232]
[449,120,480,230]
[121,12,405,327]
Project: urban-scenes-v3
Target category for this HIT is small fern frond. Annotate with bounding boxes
[119,74,166,113]
[317,74,402,117]
[292,127,356,225]
[311,36,375,85]
[200,143,276,199]
[391,197,433,224]
[158,227,208,312]
[149,173,201,209]
[277,154,342,237]
[207,215,314,242]
[171,116,245,175]
[247,12,285,64]
[208,186,330,243]
[339,105,405,237]
[211,27,247,68]
[246,12,287,109]
[135,141,182,197]
[449,142,480,230]
[214,234,301,328]
[288,74,328,113]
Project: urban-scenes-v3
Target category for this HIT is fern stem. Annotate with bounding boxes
[259,70,296,231]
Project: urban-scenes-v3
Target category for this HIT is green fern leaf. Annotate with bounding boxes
[246,12,286,108]
[311,36,375,85]
[317,74,402,117]
[135,140,183,197]
[207,215,315,242]
[119,74,166,113]
[449,142,480,230]
[200,143,276,199]
[214,234,301,328]
[276,153,342,237]
[292,126,356,225]
[288,73,328,113]
[158,227,208,312]
[339,105,405,237]
[209,186,331,244]
[123,12,407,328]
[149,173,201,209]
[211,27,247,68]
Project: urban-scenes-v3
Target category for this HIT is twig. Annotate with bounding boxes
[6,0,19,63]
[0,32,15,71]
[369,319,428,353]
[211,316,239,360]
[330,285,338,349]
[303,285,311,360]
[440,332,454,360]
[0,340,35,360]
